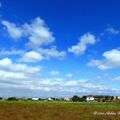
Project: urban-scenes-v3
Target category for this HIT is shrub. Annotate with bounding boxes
[7,97,18,101]
[71,95,85,102]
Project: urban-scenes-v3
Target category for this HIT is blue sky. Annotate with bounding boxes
[0,0,120,97]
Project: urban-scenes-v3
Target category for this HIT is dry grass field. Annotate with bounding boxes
[0,101,120,120]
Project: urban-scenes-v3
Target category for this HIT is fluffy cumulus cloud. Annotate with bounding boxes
[0,70,27,80]
[18,51,43,62]
[0,48,66,62]
[68,33,96,55]
[23,17,55,48]
[0,58,40,73]
[87,49,120,70]
[38,47,66,60]
[2,20,23,39]
[17,46,66,62]
[0,57,43,95]
[2,17,55,48]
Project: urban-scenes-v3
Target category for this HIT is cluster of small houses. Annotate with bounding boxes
[1,95,120,102]
[84,95,118,102]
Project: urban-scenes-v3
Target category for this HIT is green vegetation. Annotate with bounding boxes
[7,97,18,101]
[0,100,120,120]
[71,95,85,102]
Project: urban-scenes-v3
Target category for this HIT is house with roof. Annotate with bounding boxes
[86,95,95,102]
[32,98,39,101]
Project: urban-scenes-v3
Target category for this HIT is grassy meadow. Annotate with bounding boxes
[0,101,120,120]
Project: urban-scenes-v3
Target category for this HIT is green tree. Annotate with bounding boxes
[71,95,80,102]
[7,97,18,101]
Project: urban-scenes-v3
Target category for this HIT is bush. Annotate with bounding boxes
[0,97,3,100]
[71,95,85,102]
[7,97,18,101]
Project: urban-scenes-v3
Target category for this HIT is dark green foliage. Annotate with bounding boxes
[7,97,18,101]
[71,95,85,102]
[0,97,3,100]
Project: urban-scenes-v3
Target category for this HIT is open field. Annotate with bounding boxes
[0,101,120,120]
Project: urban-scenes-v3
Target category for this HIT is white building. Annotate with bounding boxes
[64,97,70,101]
[32,98,39,101]
[48,98,53,101]
[117,96,120,99]
[86,96,94,102]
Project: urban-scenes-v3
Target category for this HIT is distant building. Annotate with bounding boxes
[64,97,70,101]
[113,96,117,100]
[117,96,120,99]
[48,97,53,101]
[84,95,114,102]
[32,98,39,101]
[86,96,94,102]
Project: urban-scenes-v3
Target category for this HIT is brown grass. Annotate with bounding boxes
[0,101,120,120]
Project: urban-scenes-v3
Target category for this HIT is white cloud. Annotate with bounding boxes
[1,18,66,61]
[2,17,55,48]
[66,73,73,77]
[0,58,106,94]
[24,17,55,48]
[49,70,60,76]
[0,58,42,92]
[64,81,78,86]
[106,27,120,35]
[68,33,96,55]
[0,58,41,73]
[17,46,66,62]
[0,49,25,55]
[32,79,105,93]
[0,74,106,95]
[38,47,66,59]
[0,61,118,96]
[0,47,66,62]
[87,49,120,70]
[0,70,27,80]
[18,51,43,62]
[2,20,23,39]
